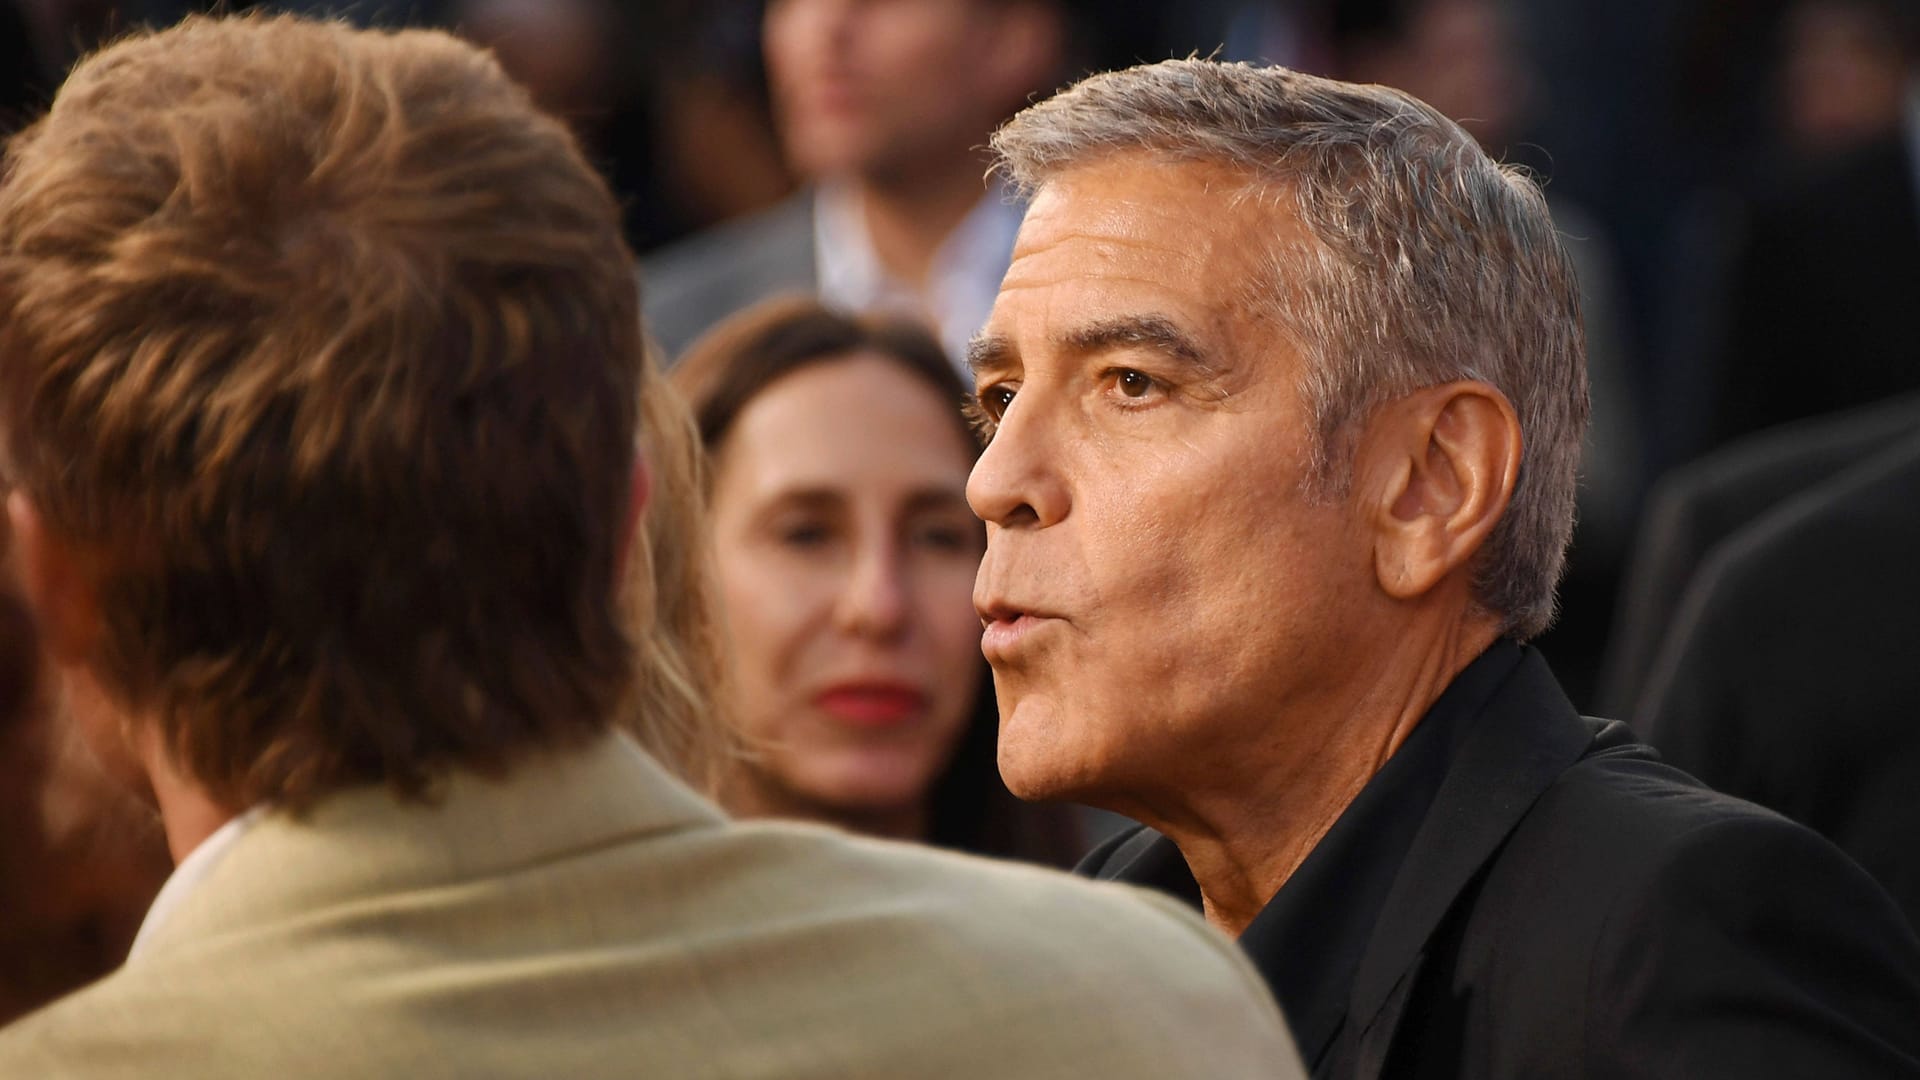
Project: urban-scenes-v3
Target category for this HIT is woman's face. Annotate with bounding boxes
[709,352,984,822]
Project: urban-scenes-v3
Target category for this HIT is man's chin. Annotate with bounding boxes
[996,760,1070,802]
[993,697,1107,803]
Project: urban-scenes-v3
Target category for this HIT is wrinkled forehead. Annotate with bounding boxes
[979,156,1312,378]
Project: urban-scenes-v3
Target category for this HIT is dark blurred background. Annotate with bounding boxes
[5,0,1917,711]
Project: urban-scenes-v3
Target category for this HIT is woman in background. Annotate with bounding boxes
[673,297,1080,865]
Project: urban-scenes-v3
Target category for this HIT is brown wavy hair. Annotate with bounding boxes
[618,342,732,789]
[0,15,644,810]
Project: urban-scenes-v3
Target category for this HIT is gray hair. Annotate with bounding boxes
[990,58,1588,640]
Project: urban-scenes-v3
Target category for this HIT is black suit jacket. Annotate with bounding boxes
[1599,393,1920,714]
[1640,431,1920,932]
[1083,648,1920,1078]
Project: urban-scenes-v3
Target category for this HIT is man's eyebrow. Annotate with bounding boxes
[965,332,1016,380]
[1058,314,1218,376]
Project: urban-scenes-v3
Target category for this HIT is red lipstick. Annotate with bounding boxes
[814,682,926,727]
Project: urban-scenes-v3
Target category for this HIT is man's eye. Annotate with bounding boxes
[1116,370,1154,399]
[978,384,1017,418]
[965,383,1016,441]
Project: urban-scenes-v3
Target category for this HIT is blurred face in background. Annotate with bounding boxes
[1343,0,1532,152]
[454,0,617,122]
[709,352,985,831]
[763,0,1060,185]
[1782,0,1914,156]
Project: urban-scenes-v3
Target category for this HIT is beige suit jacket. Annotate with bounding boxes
[0,733,1303,1078]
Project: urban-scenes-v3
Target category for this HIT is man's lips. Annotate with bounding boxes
[977,601,1064,663]
[812,682,926,728]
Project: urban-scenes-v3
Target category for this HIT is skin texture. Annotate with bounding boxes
[967,157,1516,932]
[710,353,985,840]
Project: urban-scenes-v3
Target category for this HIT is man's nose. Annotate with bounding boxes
[966,395,1068,530]
[834,537,910,640]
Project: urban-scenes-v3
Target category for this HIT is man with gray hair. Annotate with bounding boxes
[968,58,1920,1077]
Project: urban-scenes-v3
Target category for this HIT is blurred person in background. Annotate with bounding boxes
[0,583,170,1026]
[1636,426,1920,934]
[1777,0,1916,159]
[449,0,793,255]
[674,297,1081,865]
[643,0,1076,363]
[1598,392,1920,716]
[1609,0,1919,715]
[1680,0,1920,454]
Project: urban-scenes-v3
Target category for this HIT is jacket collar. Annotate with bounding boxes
[1343,646,1599,1063]
[139,732,724,960]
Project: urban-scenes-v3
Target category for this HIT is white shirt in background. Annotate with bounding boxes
[813,181,1024,373]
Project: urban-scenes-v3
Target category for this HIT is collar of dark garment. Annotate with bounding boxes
[1094,640,1524,1070]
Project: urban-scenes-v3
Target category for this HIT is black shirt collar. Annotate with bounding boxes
[1095,640,1525,1069]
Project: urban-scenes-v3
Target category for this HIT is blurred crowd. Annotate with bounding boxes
[3,0,1918,1053]
[11,0,1912,702]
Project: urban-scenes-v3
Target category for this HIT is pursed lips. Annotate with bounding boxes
[975,598,1066,663]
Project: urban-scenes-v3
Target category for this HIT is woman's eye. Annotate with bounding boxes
[777,523,832,549]
[1115,369,1155,399]
[910,522,980,553]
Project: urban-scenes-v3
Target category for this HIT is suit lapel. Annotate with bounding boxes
[1343,649,1597,1074]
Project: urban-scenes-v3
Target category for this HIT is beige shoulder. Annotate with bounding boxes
[709,821,1308,1077]
[0,968,189,1078]
[0,821,1308,1079]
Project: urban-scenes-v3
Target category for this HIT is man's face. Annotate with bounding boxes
[967,158,1376,809]
[763,0,1028,181]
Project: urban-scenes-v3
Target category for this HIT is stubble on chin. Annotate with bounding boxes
[992,685,1116,805]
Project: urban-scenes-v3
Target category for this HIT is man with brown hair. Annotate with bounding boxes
[0,16,1306,1077]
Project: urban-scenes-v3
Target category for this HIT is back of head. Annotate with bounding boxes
[0,15,644,809]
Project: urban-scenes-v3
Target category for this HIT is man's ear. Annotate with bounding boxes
[613,453,652,587]
[5,491,103,665]
[1359,381,1521,603]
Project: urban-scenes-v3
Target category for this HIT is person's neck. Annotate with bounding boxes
[1133,616,1499,938]
[140,731,239,865]
[727,768,930,843]
[848,162,992,291]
